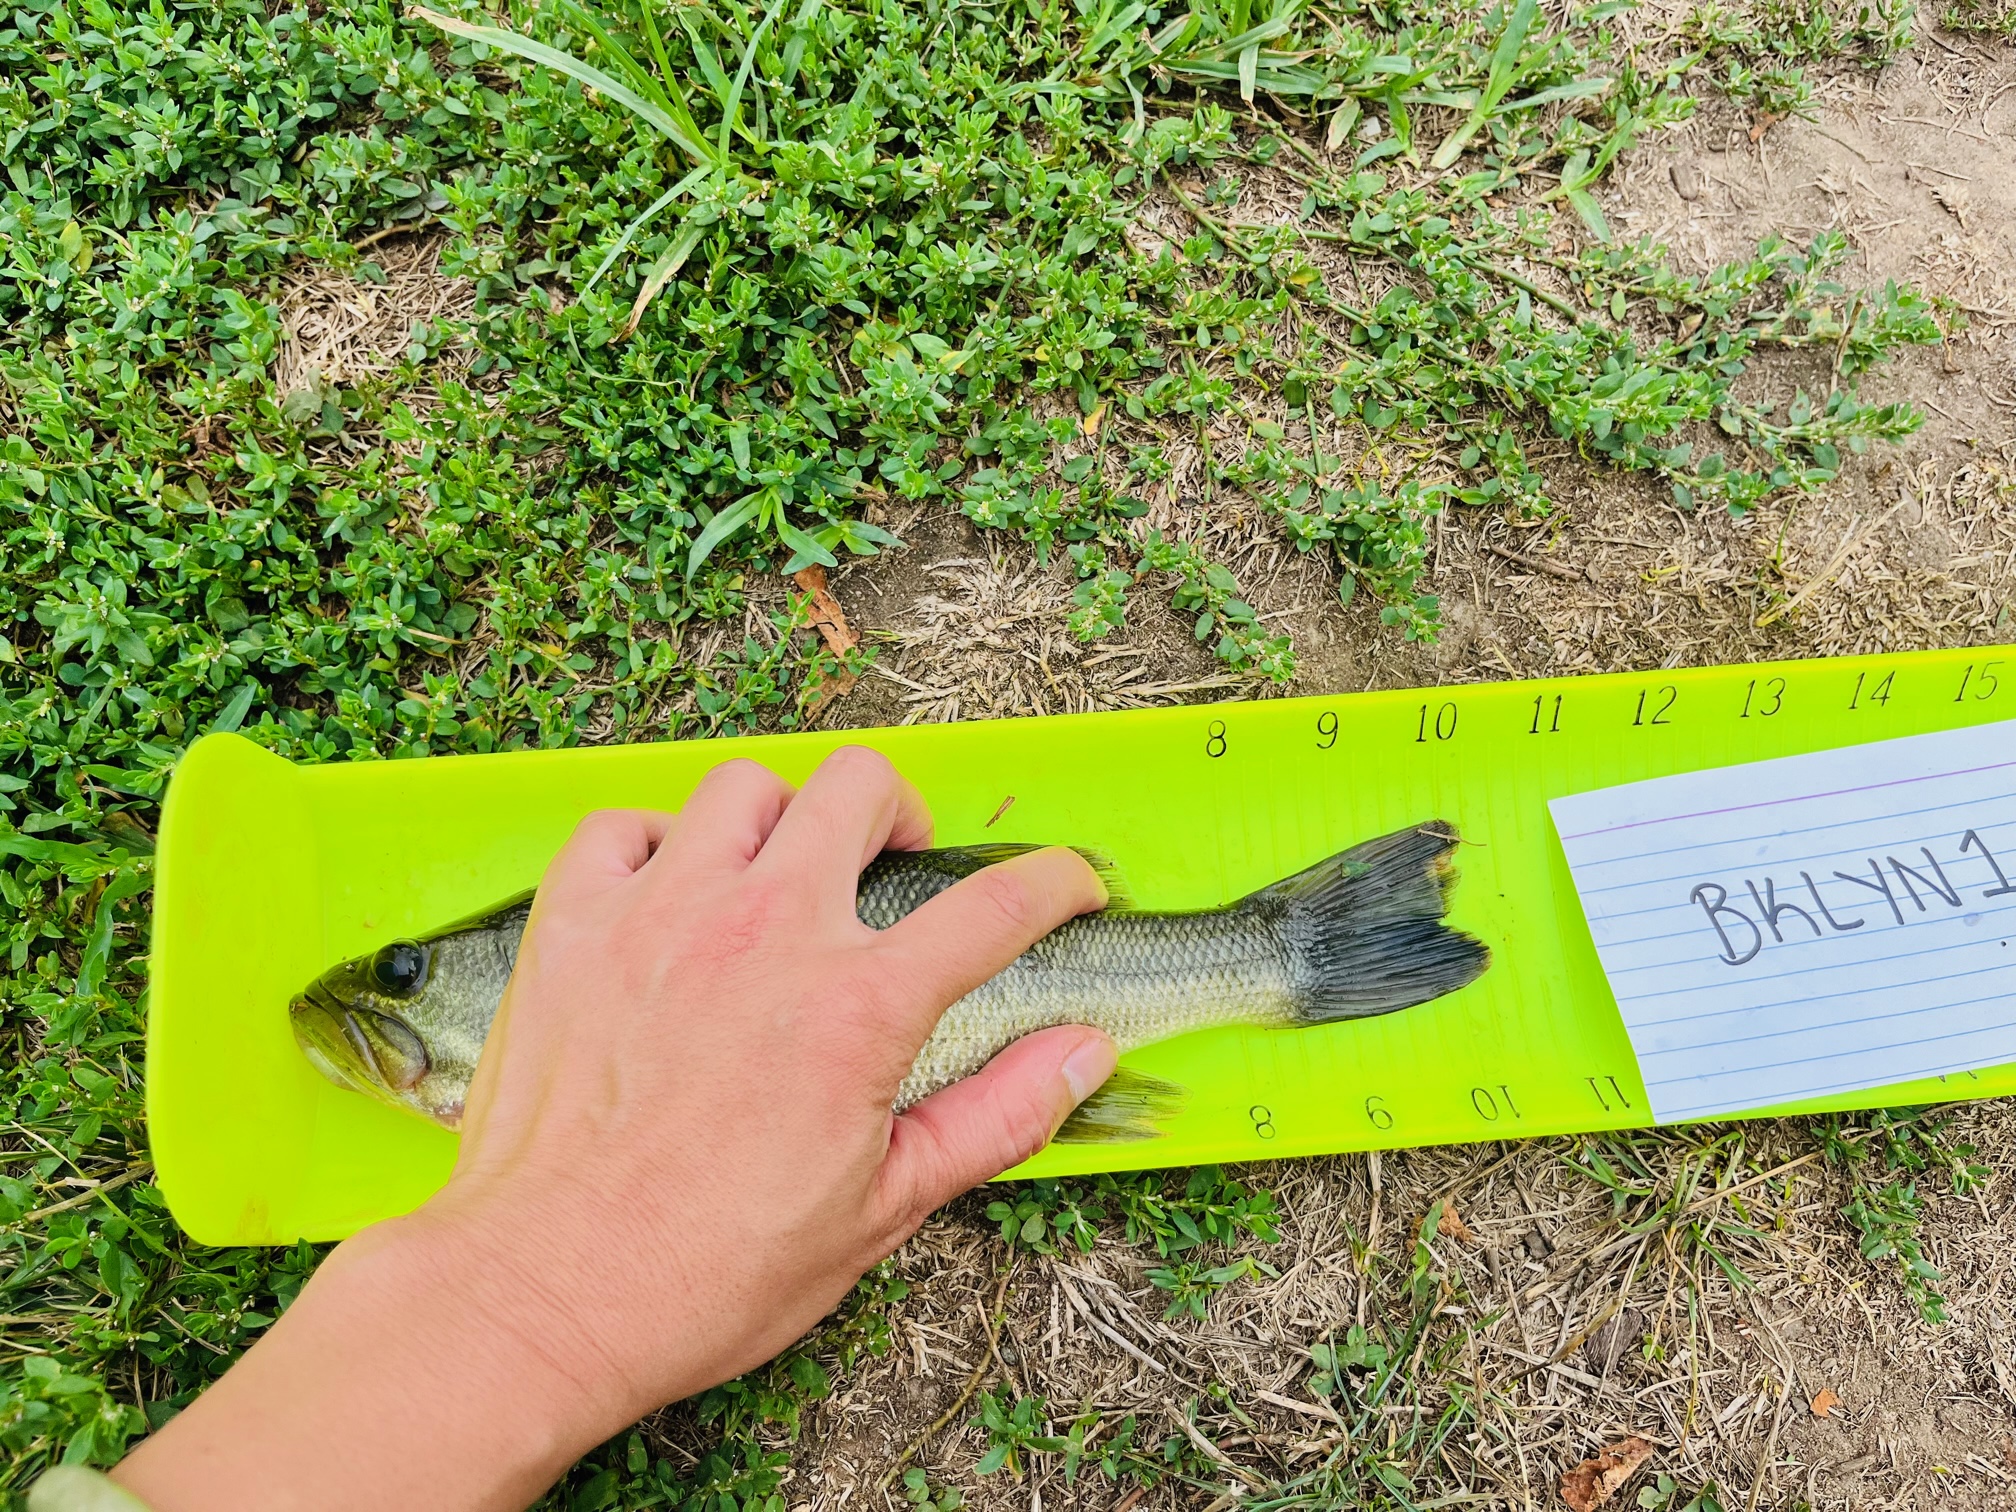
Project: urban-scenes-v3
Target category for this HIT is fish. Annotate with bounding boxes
[290,821,1490,1142]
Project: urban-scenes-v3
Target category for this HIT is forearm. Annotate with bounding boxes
[111,1216,631,1512]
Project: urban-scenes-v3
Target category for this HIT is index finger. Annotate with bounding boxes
[539,808,676,899]
[865,847,1107,1038]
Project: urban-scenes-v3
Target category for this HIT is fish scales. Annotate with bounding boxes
[857,850,1301,1106]
[893,908,1300,1107]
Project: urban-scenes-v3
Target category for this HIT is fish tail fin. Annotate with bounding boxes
[1253,821,1490,1025]
[1054,1066,1185,1143]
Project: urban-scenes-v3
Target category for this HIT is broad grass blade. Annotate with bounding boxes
[410,5,717,167]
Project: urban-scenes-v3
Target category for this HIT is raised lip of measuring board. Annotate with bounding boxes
[151,732,323,1244]
[146,645,2016,1243]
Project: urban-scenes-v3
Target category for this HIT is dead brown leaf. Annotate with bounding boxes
[792,564,858,657]
[1437,1198,1477,1244]
[1559,1436,1655,1512]
[790,564,860,716]
[1748,111,1784,143]
[1810,1388,1841,1419]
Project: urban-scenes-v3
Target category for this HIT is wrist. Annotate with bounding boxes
[374,1201,669,1431]
[114,1211,629,1512]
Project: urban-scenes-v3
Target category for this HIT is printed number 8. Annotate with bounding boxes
[1248,1105,1276,1138]
[1205,720,1228,758]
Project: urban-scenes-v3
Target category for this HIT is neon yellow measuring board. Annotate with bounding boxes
[149,645,2016,1244]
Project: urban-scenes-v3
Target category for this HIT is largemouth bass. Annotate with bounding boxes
[291,822,1489,1142]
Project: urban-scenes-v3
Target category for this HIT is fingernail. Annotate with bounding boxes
[1061,1034,1119,1104]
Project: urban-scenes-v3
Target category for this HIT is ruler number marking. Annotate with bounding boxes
[1632,686,1676,727]
[1364,1095,1394,1130]
[1469,1084,1521,1121]
[1416,702,1458,743]
[1740,676,1785,719]
[1955,660,2003,703]
[1316,711,1339,750]
[1248,1104,1277,1139]
[1585,1074,1633,1112]
[1528,694,1563,735]
[1205,719,1228,758]
[1849,670,1895,709]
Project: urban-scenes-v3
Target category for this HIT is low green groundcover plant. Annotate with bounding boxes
[0,0,1940,1500]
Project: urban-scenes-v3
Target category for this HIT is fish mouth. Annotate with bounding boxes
[290,984,431,1095]
[290,986,378,1096]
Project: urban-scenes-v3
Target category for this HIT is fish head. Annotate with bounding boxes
[291,936,477,1130]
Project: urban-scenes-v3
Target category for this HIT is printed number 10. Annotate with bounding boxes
[1416,703,1457,742]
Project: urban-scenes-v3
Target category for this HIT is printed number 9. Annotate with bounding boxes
[1316,711,1339,750]
[1249,1104,1276,1138]
[1205,719,1228,759]
[1364,1096,1394,1130]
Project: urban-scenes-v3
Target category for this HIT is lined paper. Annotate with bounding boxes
[1550,720,2016,1123]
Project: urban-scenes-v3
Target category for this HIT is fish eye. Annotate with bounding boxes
[369,941,429,997]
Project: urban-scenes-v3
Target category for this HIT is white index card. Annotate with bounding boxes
[1549,720,2016,1123]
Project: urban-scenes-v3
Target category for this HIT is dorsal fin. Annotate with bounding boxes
[863,845,1135,912]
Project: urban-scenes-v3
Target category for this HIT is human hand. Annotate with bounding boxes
[114,748,1113,1511]
[428,746,1116,1417]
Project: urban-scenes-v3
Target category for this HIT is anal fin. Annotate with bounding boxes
[1053,1066,1185,1144]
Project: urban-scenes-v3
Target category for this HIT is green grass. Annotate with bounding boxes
[0,0,1951,1501]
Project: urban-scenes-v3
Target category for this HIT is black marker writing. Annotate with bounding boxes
[1887,848,1962,912]
[1692,883,1762,966]
[1690,827,2013,967]
[1746,877,1821,943]
[1834,859,1906,928]
[1800,871,1865,932]
[1961,829,2016,898]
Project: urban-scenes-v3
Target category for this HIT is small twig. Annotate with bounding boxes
[1485,542,1586,581]
[1054,1270,1196,1384]
[1510,1236,1649,1384]
[1357,1150,1382,1331]
[350,219,436,252]
[14,1167,147,1227]
[1829,290,1863,384]
[1167,1406,1269,1491]
[877,1266,1014,1490]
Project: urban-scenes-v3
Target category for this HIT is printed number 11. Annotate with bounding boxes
[1586,1074,1632,1112]
[1529,694,1562,734]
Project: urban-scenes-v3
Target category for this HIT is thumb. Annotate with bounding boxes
[879,1028,1118,1229]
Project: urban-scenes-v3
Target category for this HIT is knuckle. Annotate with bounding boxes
[822,744,895,786]
[570,807,633,841]
[966,865,1040,938]
[696,757,781,801]
[1008,1120,1050,1171]
[1001,1085,1055,1169]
